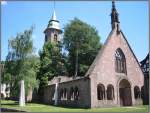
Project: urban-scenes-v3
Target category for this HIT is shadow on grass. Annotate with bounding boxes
[1,101,19,106]
[37,102,89,109]
[26,101,89,110]
[2,103,18,106]
[1,108,25,112]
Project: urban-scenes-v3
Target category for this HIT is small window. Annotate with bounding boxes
[97,84,105,100]
[74,87,79,100]
[70,87,74,101]
[64,88,67,99]
[134,86,140,99]
[54,34,57,42]
[45,35,48,42]
[107,85,115,100]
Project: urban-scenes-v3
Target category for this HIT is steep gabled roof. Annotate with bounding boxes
[85,29,145,77]
[120,30,144,73]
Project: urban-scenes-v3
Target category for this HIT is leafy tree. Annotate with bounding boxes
[63,18,102,76]
[37,41,67,98]
[3,26,39,98]
[21,56,40,96]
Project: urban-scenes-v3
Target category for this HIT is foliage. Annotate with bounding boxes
[21,56,40,95]
[3,26,39,97]
[37,41,67,97]
[63,18,102,76]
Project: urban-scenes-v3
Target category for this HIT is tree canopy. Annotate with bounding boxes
[37,41,67,98]
[3,18,103,101]
[63,18,102,76]
[3,26,39,98]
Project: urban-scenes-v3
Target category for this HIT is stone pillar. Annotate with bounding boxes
[54,82,59,105]
[19,80,25,106]
[105,91,107,105]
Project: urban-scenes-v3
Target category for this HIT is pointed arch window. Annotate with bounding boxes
[115,48,127,74]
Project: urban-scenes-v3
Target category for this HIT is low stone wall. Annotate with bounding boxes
[43,77,91,108]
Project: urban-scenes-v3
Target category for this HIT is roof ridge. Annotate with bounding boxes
[85,30,114,77]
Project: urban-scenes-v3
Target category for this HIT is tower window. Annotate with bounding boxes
[115,48,127,74]
[45,35,48,42]
[54,34,57,42]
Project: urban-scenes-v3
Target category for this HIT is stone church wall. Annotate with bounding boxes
[89,30,144,108]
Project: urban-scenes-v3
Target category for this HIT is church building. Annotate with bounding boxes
[43,1,144,108]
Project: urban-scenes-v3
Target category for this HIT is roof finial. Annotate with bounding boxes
[111,0,120,33]
[51,0,56,20]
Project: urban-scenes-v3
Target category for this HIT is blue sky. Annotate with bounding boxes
[1,1,149,61]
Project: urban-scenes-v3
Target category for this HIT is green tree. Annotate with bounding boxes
[37,41,67,98]
[3,26,39,98]
[63,18,102,76]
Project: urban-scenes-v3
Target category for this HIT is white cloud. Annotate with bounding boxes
[1,1,7,5]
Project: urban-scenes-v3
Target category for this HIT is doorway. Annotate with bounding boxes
[119,79,132,106]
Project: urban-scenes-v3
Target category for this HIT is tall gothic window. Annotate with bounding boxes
[115,48,127,74]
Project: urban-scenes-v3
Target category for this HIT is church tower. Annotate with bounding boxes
[44,10,62,43]
[111,0,120,33]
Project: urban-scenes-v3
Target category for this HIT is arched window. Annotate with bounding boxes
[134,86,140,99]
[52,89,55,100]
[64,88,67,99]
[60,89,64,100]
[70,87,74,101]
[107,84,115,100]
[115,48,127,74]
[74,87,79,100]
[97,84,105,100]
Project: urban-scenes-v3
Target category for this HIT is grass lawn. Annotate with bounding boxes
[1,100,149,112]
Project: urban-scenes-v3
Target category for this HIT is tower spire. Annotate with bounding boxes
[44,0,62,43]
[111,0,120,32]
[51,0,57,21]
[51,10,57,20]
